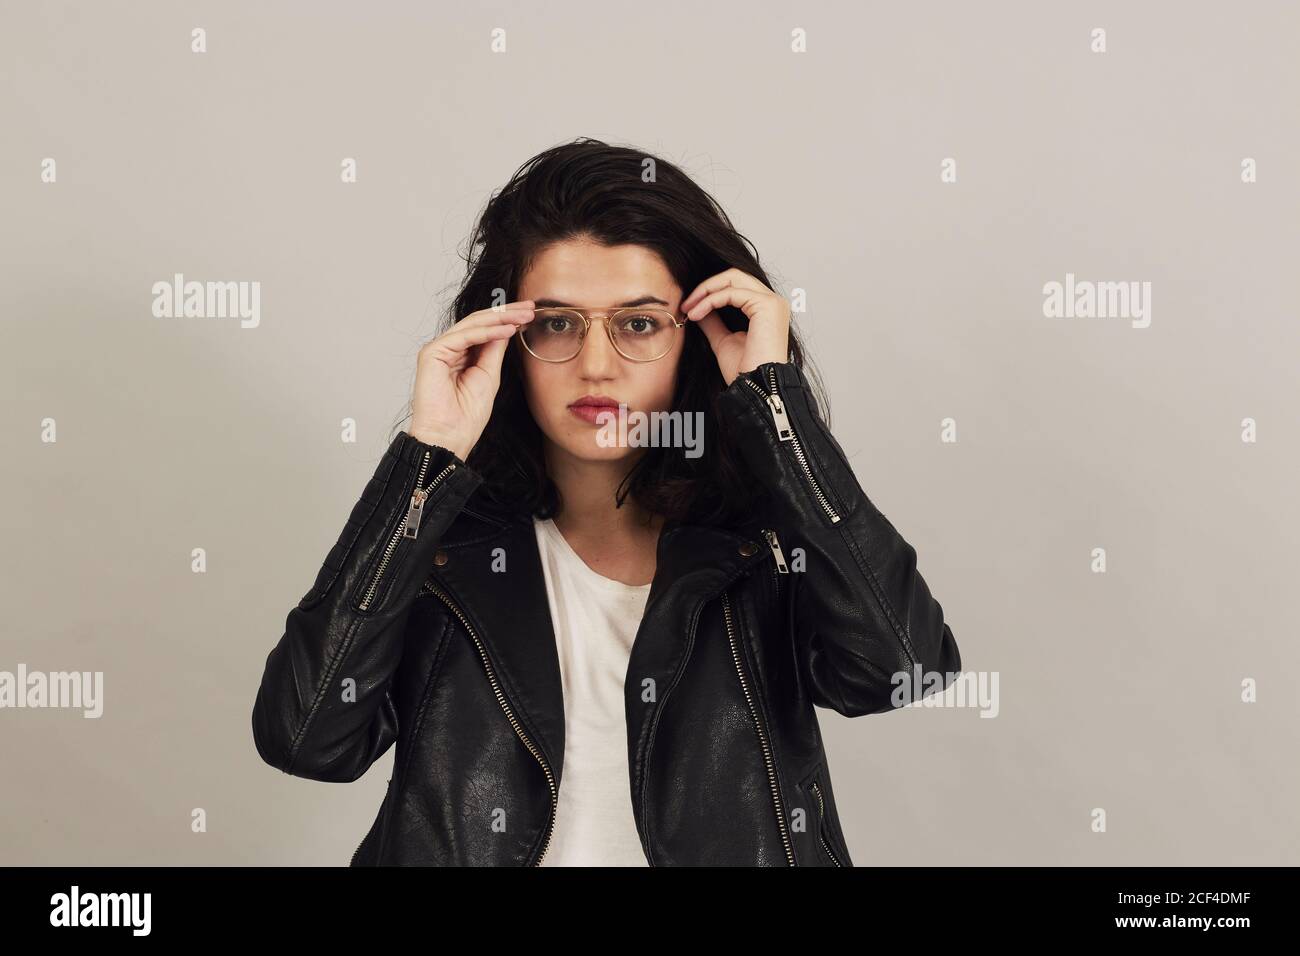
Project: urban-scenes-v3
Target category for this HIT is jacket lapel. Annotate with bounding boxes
[424,513,569,781]
[625,518,774,817]
[423,510,773,797]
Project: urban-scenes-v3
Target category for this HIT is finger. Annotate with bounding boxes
[424,309,531,353]
[466,332,511,387]
[432,304,533,347]
[694,312,733,355]
[681,270,765,313]
[680,274,734,315]
[684,285,765,321]
[451,303,535,335]
[424,321,520,363]
[483,299,535,314]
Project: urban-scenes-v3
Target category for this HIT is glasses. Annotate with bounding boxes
[518,307,686,363]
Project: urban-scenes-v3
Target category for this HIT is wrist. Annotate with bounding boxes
[407,429,471,462]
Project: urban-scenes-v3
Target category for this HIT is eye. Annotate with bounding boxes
[541,315,577,334]
[618,313,661,335]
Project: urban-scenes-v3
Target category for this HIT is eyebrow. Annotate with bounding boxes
[532,295,671,308]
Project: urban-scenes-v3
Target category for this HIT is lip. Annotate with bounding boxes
[569,394,622,409]
[568,394,624,425]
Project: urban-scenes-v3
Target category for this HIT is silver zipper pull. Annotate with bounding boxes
[766,393,794,441]
[402,462,457,539]
[763,529,789,573]
[402,488,428,539]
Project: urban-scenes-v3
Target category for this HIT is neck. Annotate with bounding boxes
[542,442,663,539]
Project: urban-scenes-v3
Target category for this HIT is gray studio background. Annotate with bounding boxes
[3,0,1297,865]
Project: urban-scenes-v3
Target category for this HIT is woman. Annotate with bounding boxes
[251,138,961,866]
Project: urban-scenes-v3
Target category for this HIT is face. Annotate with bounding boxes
[516,238,686,466]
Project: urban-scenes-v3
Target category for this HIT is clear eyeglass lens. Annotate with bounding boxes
[522,308,677,361]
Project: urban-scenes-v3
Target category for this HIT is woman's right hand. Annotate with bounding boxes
[407,300,535,460]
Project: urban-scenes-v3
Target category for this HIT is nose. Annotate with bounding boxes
[575,313,620,378]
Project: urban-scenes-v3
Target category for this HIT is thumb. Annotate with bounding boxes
[694,312,731,356]
[472,333,511,389]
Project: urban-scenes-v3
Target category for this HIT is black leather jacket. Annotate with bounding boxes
[251,360,961,866]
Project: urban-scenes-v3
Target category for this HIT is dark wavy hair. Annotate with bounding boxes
[390,137,830,529]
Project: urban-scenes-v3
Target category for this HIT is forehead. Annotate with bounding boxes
[520,240,679,304]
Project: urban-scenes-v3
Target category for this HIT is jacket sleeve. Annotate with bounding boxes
[714,360,961,717]
[251,431,484,781]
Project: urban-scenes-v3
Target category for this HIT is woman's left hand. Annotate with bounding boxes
[680,268,790,386]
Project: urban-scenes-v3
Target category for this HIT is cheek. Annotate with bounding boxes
[637,361,680,412]
[521,360,573,430]
[657,342,687,402]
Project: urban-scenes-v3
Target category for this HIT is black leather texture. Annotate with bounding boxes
[251,360,961,866]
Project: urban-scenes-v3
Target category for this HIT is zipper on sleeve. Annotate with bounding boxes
[403,461,458,540]
[741,368,842,524]
[357,451,456,612]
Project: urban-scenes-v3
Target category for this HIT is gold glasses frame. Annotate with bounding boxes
[516,306,688,363]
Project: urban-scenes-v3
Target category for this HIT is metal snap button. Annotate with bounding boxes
[738,541,758,556]
[433,550,449,566]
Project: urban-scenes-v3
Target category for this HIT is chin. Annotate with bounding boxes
[552,431,639,464]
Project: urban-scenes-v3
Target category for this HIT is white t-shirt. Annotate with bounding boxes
[533,516,652,867]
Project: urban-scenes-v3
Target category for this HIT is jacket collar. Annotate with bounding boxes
[423,508,773,787]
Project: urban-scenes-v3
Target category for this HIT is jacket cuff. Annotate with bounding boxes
[715,361,868,528]
[295,431,483,614]
[393,430,473,473]
[356,431,484,607]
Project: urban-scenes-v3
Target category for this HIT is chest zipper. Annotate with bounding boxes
[809,780,843,867]
[762,528,788,597]
[419,579,558,867]
[357,452,456,612]
[741,368,841,524]
[640,556,766,864]
[722,589,796,866]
